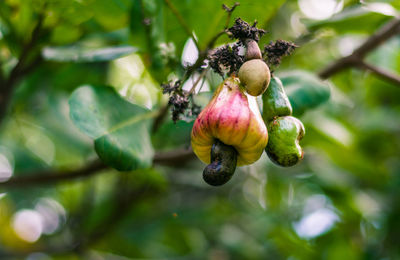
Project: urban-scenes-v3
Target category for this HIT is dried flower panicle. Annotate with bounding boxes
[208,44,244,76]
[228,18,266,43]
[207,17,267,77]
[263,40,297,68]
[161,80,200,122]
[161,80,181,94]
[170,92,190,122]
[187,102,201,118]
[159,16,297,123]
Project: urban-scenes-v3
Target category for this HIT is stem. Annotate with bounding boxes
[163,0,200,50]
[0,160,107,188]
[0,59,4,84]
[352,18,400,58]
[222,2,240,29]
[179,3,234,83]
[0,148,194,188]
[151,103,171,133]
[358,61,400,86]
[0,14,44,126]
[188,67,210,95]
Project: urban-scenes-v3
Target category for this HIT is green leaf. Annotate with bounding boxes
[165,0,286,50]
[152,120,194,150]
[91,0,132,30]
[305,6,392,34]
[42,45,138,62]
[69,85,156,171]
[50,25,83,45]
[279,70,331,116]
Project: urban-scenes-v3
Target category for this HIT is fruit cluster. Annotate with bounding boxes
[191,39,305,186]
[262,77,305,167]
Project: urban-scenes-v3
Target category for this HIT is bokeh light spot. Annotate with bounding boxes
[12,209,44,243]
[0,153,13,182]
[181,37,199,67]
[35,198,67,235]
[298,0,343,20]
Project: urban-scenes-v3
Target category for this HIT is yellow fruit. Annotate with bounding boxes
[238,59,271,96]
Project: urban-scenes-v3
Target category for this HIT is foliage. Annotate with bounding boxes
[0,0,400,259]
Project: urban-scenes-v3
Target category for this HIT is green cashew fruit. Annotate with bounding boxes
[266,116,305,167]
[262,76,292,121]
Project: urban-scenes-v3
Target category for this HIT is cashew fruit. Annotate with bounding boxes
[203,139,237,186]
[191,76,268,166]
[262,76,292,122]
[238,59,271,96]
[265,116,305,167]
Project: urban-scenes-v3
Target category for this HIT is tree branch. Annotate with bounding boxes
[358,61,400,86]
[0,160,108,188]
[318,18,400,79]
[154,147,195,166]
[0,14,44,126]
[352,18,400,58]
[0,148,195,188]
[151,103,171,133]
[0,59,4,85]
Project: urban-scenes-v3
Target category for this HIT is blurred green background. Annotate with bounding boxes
[1,0,400,259]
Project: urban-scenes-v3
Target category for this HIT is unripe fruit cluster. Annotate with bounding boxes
[262,77,305,167]
[191,39,305,186]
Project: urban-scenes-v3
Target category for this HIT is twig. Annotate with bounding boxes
[0,59,4,84]
[0,14,44,126]
[318,18,400,79]
[352,18,400,58]
[153,60,210,133]
[0,160,107,188]
[139,0,153,52]
[318,55,356,79]
[222,2,240,29]
[153,147,194,166]
[164,1,236,82]
[0,148,195,188]
[163,0,200,50]
[358,61,400,86]
[151,103,171,133]
[188,67,210,95]
[183,29,227,81]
